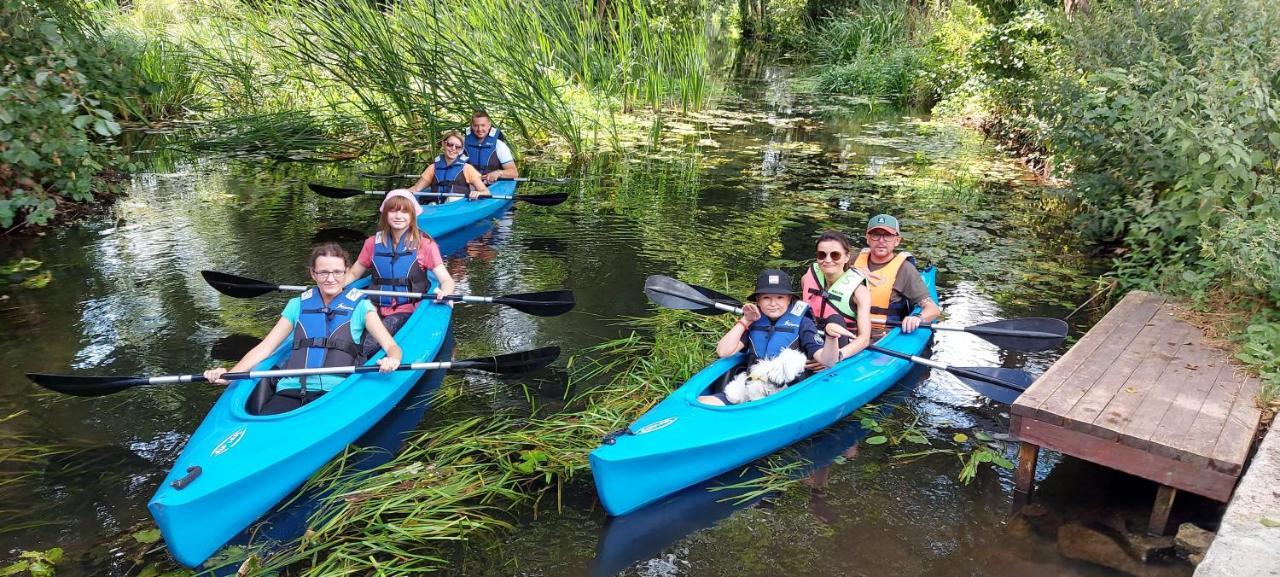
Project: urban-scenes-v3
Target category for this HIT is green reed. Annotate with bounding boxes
[91,0,716,157]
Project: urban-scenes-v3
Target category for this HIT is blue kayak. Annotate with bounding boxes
[418,180,515,237]
[590,267,938,516]
[148,283,452,567]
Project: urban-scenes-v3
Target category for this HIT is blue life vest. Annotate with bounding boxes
[746,301,811,364]
[283,288,366,372]
[370,231,431,308]
[432,154,470,196]
[464,127,504,174]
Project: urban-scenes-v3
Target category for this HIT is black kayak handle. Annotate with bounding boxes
[171,466,202,490]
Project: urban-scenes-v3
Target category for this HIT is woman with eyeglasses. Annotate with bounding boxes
[202,243,404,415]
[799,230,872,369]
[853,214,942,337]
[406,131,491,202]
[343,189,456,349]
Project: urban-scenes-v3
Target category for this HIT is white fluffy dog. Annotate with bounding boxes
[722,348,808,404]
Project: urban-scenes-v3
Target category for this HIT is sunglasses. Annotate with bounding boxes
[444,141,463,150]
[815,250,845,262]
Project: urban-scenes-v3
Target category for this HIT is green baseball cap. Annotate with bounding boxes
[866,214,900,234]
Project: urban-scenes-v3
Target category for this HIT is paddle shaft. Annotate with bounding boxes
[345,190,522,201]
[881,320,1061,339]
[239,283,529,304]
[369,175,565,183]
[866,344,1025,392]
[151,361,478,385]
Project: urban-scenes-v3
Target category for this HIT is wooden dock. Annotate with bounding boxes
[1011,290,1263,534]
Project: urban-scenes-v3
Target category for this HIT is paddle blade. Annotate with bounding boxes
[454,346,561,374]
[200,270,279,298]
[515,192,569,206]
[493,290,576,317]
[211,333,260,361]
[308,183,363,199]
[643,275,720,312]
[965,317,1068,352]
[26,373,151,397]
[949,366,1035,404]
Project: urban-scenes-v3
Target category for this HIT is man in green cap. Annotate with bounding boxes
[853,214,941,337]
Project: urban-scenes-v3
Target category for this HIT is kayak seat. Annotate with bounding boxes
[246,380,328,416]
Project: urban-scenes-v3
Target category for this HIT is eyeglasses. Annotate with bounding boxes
[815,250,844,262]
[312,270,344,279]
[443,142,463,150]
[867,232,898,241]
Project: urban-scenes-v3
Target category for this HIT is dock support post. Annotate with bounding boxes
[1148,485,1177,536]
[1012,441,1039,513]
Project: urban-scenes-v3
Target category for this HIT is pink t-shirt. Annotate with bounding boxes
[357,234,444,316]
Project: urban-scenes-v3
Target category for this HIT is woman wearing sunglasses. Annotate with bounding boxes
[203,243,404,415]
[799,230,872,369]
[407,131,491,202]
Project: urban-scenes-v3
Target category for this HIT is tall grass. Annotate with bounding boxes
[86,0,717,158]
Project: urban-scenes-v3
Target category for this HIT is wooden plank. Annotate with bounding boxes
[1120,327,1225,458]
[1210,368,1264,471]
[1014,417,1237,501]
[1147,334,1228,463]
[1063,305,1180,434]
[1012,291,1151,417]
[1180,364,1251,473]
[1092,322,1196,441]
[1028,293,1166,425]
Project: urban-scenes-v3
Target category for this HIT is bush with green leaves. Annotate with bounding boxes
[1037,0,1280,401]
[0,0,136,229]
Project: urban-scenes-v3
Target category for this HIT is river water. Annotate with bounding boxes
[1,67,1197,576]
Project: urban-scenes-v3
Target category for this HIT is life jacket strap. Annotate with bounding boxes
[294,337,361,359]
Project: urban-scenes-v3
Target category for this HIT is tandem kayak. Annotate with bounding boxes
[419,180,515,237]
[148,281,453,568]
[589,267,938,516]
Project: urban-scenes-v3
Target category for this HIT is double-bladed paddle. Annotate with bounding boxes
[27,346,561,398]
[641,275,1039,403]
[881,317,1067,352]
[308,183,568,206]
[642,276,1064,352]
[200,270,575,317]
[361,173,574,186]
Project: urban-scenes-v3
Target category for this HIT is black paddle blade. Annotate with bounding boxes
[308,183,364,199]
[200,270,279,298]
[312,227,368,243]
[643,275,720,312]
[949,366,1035,404]
[494,290,575,317]
[516,192,569,207]
[26,373,152,397]
[454,346,561,374]
[965,317,1068,352]
[211,333,261,361]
